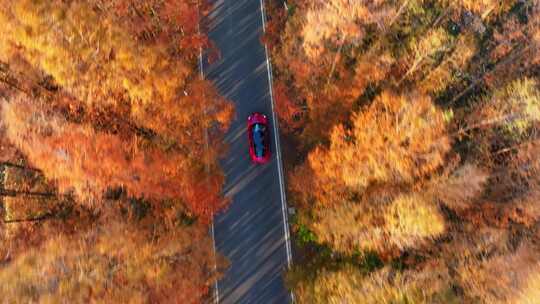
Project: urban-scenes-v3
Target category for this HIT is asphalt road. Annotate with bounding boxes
[202,0,293,303]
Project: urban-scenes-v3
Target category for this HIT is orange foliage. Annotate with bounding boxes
[274,81,304,132]
[261,0,288,51]
[92,0,207,56]
[0,217,222,303]
[2,95,225,220]
[0,0,233,147]
[301,0,395,60]
[0,130,21,163]
[306,92,450,204]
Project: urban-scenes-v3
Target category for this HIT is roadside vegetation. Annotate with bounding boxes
[0,0,230,302]
[266,0,540,302]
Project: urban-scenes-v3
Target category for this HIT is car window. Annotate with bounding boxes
[252,123,267,158]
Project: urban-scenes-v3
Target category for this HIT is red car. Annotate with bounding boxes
[247,112,271,164]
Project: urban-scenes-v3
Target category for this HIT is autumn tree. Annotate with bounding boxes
[0,0,233,147]
[0,1,230,302]
[0,217,224,303]
[1,94,226,219]
[92,0,209,55]
[471,78,540,138]
[288,91,454,256]
[309,192,446,254]
[271,1,401,144]
[271,0,540,303]
[301,0,395,60]
[290,264,457,304]
[291,91,450,207]
[0,0,234,219]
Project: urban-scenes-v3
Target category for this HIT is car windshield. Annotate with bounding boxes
[252,123,267,158]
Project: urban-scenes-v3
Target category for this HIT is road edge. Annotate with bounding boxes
[197,8,220,304]
[259,1,295,302]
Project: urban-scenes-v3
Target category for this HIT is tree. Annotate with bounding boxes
[469,78,540,139]
[309,198,388,254]
[428,163,489,211]
[2,94,226,219]
[309,192,445,254]
[383,193,445,250]
[301,0,395,60]
[93,0,208,55]
[417,33,477,95]
[0,0,233,147]
[0,219,223,304]
[294,91,450,207]
[400,28,453,83]
[0,0,234,219]
[292,265,456,304]
[0,1,228,302]
[457,243,540,303]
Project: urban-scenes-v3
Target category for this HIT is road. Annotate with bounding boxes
[201,0,293,303]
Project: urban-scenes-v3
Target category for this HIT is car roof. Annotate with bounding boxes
[252,123,266,157]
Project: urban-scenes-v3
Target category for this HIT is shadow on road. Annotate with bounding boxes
[202,0,292,303]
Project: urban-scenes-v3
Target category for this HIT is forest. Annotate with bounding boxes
[0,0,230,302]
[265,0,540,303]
[2,0,540,303]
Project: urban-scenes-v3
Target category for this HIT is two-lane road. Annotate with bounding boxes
[202,0,293,303]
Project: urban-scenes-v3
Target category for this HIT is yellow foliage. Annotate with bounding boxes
[311,199,388,253]
[0,221,220,304]
[477,78,540,137]
[0,0,233,146]
[418,33,477,95]
[402,27,453,81]
[515,266,540,304]
[307,91,450,199]
[0,0,190,107]
[384,194,445,249]
[310,192,445,254]
[295,265,456,304]
[302,0,395,59]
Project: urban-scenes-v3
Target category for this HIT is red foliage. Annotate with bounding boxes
[261,1,287,51]
[96,0,209,58]
[273,81,304,132]
[2,96,226,221]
